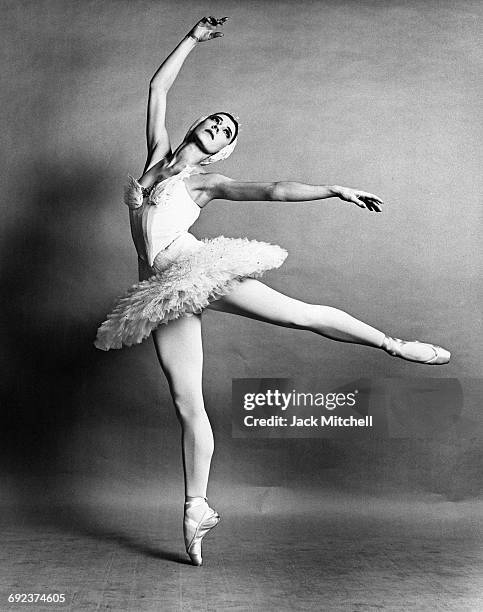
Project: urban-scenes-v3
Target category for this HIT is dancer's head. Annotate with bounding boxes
[185,112,239,165]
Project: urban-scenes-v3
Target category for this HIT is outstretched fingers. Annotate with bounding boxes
[206,16,230,25]
[354,191,384,212]
[337,186,384,212]
[200,16,230,39]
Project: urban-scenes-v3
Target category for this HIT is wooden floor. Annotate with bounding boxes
[1,495,481,611]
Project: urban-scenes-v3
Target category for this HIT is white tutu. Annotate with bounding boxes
[94,234,288,350]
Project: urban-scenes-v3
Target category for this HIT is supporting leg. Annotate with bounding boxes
[152,315,221,565]
[152,314,213,498]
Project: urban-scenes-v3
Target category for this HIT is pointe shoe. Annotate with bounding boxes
[383,336,451,365]
[184,497,220,566]
[412,340,451,365]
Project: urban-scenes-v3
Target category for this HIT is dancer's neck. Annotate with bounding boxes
[165,141,206,173]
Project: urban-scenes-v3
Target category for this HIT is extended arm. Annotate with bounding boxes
[205,174,384,212]
[143,37,195,173]
[143,17,228,173]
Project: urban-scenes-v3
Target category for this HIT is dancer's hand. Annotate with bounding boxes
[334,186,384,212]
[188,16,229,42]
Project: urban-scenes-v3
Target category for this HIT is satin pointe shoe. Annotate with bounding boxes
[184,497,220,566]
[382,336,451,365]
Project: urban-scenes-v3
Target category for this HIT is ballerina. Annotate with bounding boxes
[94,16,450,566]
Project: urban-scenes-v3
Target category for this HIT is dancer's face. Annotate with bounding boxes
[190,113,237,155]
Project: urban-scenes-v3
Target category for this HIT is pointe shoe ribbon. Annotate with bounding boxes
[184,497,220,566]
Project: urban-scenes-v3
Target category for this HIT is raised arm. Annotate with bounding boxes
[204,174,384,212]
[143,16,229,174]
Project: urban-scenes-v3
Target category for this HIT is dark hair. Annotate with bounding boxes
[215,111,239,143]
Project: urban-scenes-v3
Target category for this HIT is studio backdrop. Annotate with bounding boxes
[1,0,481,520]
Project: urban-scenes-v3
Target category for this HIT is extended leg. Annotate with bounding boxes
[207,279,450,363]
[152,314,213,498]
[208,278,386,346]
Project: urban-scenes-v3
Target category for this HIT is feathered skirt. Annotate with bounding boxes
[94,233,288,350]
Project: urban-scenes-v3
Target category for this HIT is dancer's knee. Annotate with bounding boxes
[173,391,214,456]
[302,304,347,332]
[278,301,315,330]
[292,303,329,330]
[172,390,206,422]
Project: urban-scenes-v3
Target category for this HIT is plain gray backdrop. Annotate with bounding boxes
[1,0,481,518]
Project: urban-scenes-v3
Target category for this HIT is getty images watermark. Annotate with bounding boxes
[242,387,369,428]
[232,378,463,439]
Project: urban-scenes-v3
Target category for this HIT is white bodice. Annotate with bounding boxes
[124,165,201,267]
